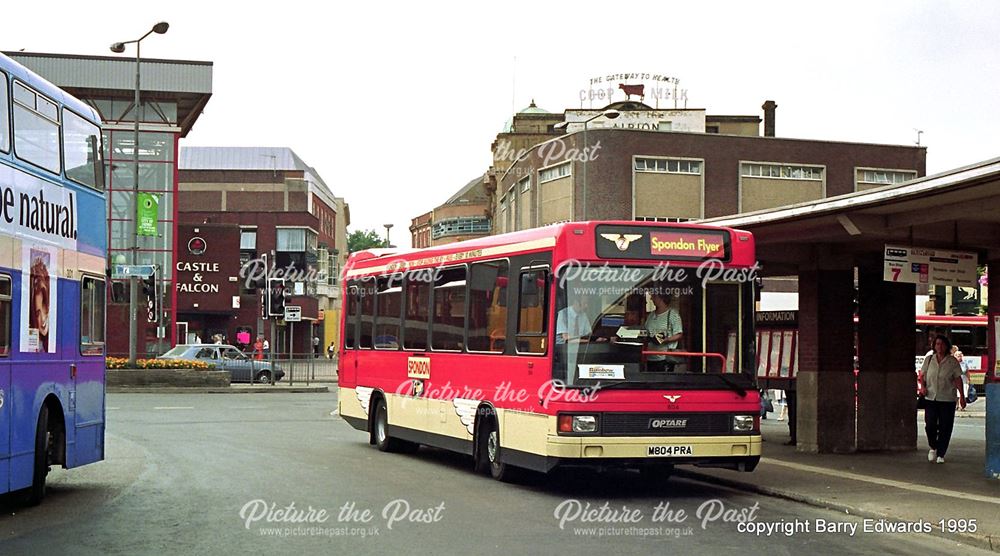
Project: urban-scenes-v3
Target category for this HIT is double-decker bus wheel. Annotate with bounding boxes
[24,405,53,506]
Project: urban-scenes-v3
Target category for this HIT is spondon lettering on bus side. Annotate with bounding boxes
[407,357,431,379]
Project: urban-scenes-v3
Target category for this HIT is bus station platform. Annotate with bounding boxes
[682,401,999,551]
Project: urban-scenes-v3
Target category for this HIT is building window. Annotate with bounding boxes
[859,169,917,186]
[741,163,823,180]
[635,216,695,223]
[431,216,491,240]
[240,229,257,250]
[706,125,720,134]
[634,158,701,175]
[12,81,61,174]
[276,228,306,251]
[519,176,531,192]
[539,162,571,183]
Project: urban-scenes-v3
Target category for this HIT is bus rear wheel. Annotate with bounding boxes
[24,406,52,506]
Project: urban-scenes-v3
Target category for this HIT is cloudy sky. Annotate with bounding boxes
[5,1,999,247]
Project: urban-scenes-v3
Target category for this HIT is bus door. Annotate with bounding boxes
[0,274,12,483]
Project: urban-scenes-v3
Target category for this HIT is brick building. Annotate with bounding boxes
[177,147,348,356]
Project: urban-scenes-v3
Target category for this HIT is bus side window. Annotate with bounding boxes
[0,275,10,357]
[80,276,106,356]
[0,72,9,154]
[431,267,467,352]
[516,269,548,355]
[374,275,401,350]
[344,282,359,349]
[359,280,375,349]
[404,272,430,350]
[468,260,508,353]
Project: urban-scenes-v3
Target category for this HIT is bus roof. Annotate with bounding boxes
[346,220,754,277]
[0,52,100,124]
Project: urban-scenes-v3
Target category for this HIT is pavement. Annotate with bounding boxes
[682,397,999,552]
[106,382,332,394]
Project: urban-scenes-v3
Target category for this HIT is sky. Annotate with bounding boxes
[5,1,1000,248]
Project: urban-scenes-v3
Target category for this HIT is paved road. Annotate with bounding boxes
[0,392,989,555]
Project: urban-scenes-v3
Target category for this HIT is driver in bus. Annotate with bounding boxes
[645,291,683,372]
[556,297,594,344]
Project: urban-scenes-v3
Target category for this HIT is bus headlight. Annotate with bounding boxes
[558,414,599,434]
[733,415,756,433]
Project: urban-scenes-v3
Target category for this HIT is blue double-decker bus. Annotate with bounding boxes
[0,53,106,504]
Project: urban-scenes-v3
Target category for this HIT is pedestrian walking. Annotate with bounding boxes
[313,335,321,358]
[919,335,965,464]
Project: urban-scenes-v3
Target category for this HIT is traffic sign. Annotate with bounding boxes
[112,264,157,279]
[284,305,302,322]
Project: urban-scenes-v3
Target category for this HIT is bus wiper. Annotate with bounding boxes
[713,373,748,397]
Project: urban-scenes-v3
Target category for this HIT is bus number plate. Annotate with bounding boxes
[647,445,692,457]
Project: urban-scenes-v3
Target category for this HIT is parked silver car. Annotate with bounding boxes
[158,344,284,384]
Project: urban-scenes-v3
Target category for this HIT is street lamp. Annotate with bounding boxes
[383,223,394,248]
[555,109,619,221]
[110,21,169,367]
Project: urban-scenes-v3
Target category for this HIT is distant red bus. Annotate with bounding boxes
[755,312,988,392]
[338,222,761,481]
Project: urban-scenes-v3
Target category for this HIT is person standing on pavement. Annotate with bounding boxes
[951,346,970,411]
[784,379,797,445]
[313,335,321,358]
[919,335,966,463]
[327,342,336,359]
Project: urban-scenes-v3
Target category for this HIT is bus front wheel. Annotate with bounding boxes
[484,418,515,482]
[373,398,416,453]
[24,406,52,506]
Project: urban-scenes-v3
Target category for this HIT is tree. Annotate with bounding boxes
[348,229,388,252]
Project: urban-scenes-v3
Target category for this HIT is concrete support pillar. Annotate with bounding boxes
[856,264,917,451]
[796,267,857,453]
[986,260,1000,479]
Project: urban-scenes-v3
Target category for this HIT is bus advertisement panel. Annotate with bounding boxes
[338,221,760,481]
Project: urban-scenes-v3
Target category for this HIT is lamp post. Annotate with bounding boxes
[383,223,394,248]
[111,21,169,367]
[556,109,619,221]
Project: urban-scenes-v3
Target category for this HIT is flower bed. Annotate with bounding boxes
[106,357,215,370]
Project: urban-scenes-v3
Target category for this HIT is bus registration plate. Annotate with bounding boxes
[647,445,693,457]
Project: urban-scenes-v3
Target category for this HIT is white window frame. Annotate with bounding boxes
[740,162,824,181]
[854,166,918,191]
[634,157,702,175]
[538,161,572,184]
[630,155,706,220]
[737,160,828,213]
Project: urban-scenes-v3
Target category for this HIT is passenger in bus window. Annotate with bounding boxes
[644,291,683,372]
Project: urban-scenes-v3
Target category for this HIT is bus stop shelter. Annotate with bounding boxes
[706,156,1000,479]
